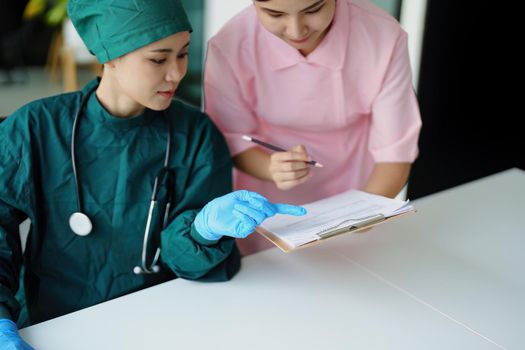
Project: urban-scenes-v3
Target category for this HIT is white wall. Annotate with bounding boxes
[204,0,252,43]
[400,0,428,89]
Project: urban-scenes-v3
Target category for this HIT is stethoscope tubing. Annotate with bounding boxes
[71,85,96,216]
[70,83,172,275]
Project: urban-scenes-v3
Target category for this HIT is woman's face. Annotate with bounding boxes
[253,0,336,56]
[108,31,190,116]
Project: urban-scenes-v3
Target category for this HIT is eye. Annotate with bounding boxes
[266,12,283,18]
[305,6,323,15]
[150,58,166,65]
[177,52,188,59]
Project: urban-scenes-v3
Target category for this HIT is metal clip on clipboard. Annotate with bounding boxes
[316,213,385,240]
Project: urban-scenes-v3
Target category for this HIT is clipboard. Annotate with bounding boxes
[257,210,416,253]
[255,192,416,253]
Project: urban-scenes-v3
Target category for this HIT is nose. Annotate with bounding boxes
[286,16,308,40]
[165,60,186,83]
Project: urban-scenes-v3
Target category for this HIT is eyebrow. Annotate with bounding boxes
[149,41,190,53]
[261,0,326,14]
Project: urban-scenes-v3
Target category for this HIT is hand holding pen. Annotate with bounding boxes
[242,135,323,191]
[242,135,323,167]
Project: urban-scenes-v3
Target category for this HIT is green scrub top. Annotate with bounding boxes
[0,79,240,325]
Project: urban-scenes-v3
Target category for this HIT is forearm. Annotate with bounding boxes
[0,224,24,322]
[363,162,412,198]
[233,147,273,181]
[160,210,239,281]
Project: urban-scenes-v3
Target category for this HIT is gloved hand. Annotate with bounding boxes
[0,319,34,350]
[194,190,306,240]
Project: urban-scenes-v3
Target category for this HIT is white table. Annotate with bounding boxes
[20,169,524,350]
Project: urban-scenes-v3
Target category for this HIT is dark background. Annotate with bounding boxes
[407,0,521,199]
[0,0,53,67]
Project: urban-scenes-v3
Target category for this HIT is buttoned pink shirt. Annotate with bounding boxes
[204,0,422,255]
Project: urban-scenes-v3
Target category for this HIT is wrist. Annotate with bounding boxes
[194,210,222,241]
[233,148,273,181]
[0,318,17,331]
[190,224,220,245]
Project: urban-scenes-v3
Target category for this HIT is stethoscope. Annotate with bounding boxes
[69,84,172,275]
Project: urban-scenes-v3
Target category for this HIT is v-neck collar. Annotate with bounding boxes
[264,0,350,71]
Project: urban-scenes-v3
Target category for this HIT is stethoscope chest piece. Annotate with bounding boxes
[69,212,93,236]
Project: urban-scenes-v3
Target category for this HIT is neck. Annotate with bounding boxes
[96,75,144,118]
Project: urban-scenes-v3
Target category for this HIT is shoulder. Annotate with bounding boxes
[207,5,258,61]
[346,0,406,39]
[166,100,229,160]
[0,91,81,148]
[4,92,80,124]
[167,99,221,135]
[167,99,208,125]
[348,0,400,25]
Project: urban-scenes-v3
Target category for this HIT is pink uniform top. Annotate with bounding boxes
[204,0,422,255]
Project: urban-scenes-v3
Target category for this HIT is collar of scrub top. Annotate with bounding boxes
[68,81,173,275]
[262,0,349,71]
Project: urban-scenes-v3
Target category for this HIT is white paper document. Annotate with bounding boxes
[258,190,414,250]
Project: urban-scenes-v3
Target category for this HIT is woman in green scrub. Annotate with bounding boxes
[0,1,305,348]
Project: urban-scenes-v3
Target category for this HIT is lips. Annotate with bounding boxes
[287,36,311,44]
[158,90,175,99]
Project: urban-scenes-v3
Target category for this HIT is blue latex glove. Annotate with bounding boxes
[0,319,34,350]
[195,190,306,240]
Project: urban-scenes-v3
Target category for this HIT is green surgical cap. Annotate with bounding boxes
[67,0,192,64]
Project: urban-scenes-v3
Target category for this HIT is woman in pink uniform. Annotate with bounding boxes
[204,0,422,255]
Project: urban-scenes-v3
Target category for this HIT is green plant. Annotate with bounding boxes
[24,0,68,27]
